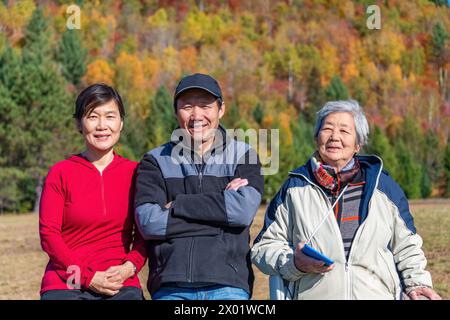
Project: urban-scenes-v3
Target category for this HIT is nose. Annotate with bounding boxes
[96,117,108,130]
[190,106,203,120]
[329,128,340,141]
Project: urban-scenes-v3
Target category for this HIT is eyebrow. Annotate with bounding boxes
[89,110,119,115]
[322,122,351,128]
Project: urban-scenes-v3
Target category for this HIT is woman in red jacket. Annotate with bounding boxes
[39,83,147,300]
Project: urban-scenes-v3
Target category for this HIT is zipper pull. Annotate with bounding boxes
[198,171,203,192]
[345,262,349,272]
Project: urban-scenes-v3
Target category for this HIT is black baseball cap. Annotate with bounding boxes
[173,73,223,110]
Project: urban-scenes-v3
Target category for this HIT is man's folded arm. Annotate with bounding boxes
[135,153,220,240]
[172,149,264,227]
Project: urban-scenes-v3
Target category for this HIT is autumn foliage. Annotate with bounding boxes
[0,0,449,212]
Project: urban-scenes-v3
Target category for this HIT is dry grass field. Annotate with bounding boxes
[0,200,448,300]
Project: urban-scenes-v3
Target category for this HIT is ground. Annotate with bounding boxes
[0,199,448,300]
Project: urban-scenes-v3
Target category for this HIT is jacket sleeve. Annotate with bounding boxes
[123,171,147,272]
[123,227,147,272]
[385,177,433,290]
[134,153,220,240]
[251,180,307,282]
[39,166,96,290]
[172,148,264,228]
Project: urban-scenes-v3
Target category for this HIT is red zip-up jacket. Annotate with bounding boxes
[39,153,147,295]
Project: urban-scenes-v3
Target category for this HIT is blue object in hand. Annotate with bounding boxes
[301,244,334,266]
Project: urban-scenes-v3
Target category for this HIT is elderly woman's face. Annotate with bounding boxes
[316,112,360,171]
[79,100,123,154]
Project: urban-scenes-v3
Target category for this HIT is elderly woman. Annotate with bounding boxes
[251,100,441,300]
[39,84,147,300]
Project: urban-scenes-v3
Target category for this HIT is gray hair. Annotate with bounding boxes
[314,100,369,148]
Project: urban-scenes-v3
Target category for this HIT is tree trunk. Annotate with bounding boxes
[197,0,204,12]
[33,175,43,213]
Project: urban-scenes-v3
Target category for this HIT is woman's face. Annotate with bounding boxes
[316,112,360,171]
[79,100,123,154]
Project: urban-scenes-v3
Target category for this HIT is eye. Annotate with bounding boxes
[341,129,350,134]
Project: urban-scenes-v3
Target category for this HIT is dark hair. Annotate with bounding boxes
[74,83,125,121]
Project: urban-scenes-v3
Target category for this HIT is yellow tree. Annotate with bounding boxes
[366,29,405,68]
[142,54,160,90]
[0,0,35,45]
[115,51,147,118]
[81,6,117,56]
[157,46,181,88]
[179,46,198,75]
[319,41,339,86]
[145,8,176,53]
[84,59,115,85]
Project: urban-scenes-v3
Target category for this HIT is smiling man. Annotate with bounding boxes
[134,73,264,300]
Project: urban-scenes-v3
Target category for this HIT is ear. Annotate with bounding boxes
[355,144,361,154]
[120,120,124,132]
[218,102,225,119]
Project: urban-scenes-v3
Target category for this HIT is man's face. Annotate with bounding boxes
[176,88,225,144]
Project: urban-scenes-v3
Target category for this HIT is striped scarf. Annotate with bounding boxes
[310,152,365,260]
[310,152,360,192]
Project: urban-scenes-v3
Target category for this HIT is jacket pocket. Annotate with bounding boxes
[296,274,325,299]
[223,229,239,274]
[377,248,400,298]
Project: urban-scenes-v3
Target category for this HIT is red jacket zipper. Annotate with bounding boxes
[100,172,106,216]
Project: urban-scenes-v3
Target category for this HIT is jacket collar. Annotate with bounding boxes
[68,151,126,173]
[169,124,230,163]
[289,154,384,224]
[289,154,384,188]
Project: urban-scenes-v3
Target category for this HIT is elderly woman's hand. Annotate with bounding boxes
[294,241,334,274]
[408,287,441,300]
[89,271,123,296]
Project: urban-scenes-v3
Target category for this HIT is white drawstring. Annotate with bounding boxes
[305,184,348,245]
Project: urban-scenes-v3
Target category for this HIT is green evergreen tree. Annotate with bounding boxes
[0,46,22,92]
[366,126,399,180]
[420,169,432,198]
[444,145,450,197]
[397,114,425,163]
[305,67,325,122]
[223,101,240,128]
[422,129,443,189]
[119,113,147,160]
[253,103,264,125]
[395,141,422,199]
[325,75,349,101]
[22,8,52,65]
[56,30,87,86]
[145,86,178,149]
[0,8,80,212]
[429,0,447,6]
[0,168,27,213]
